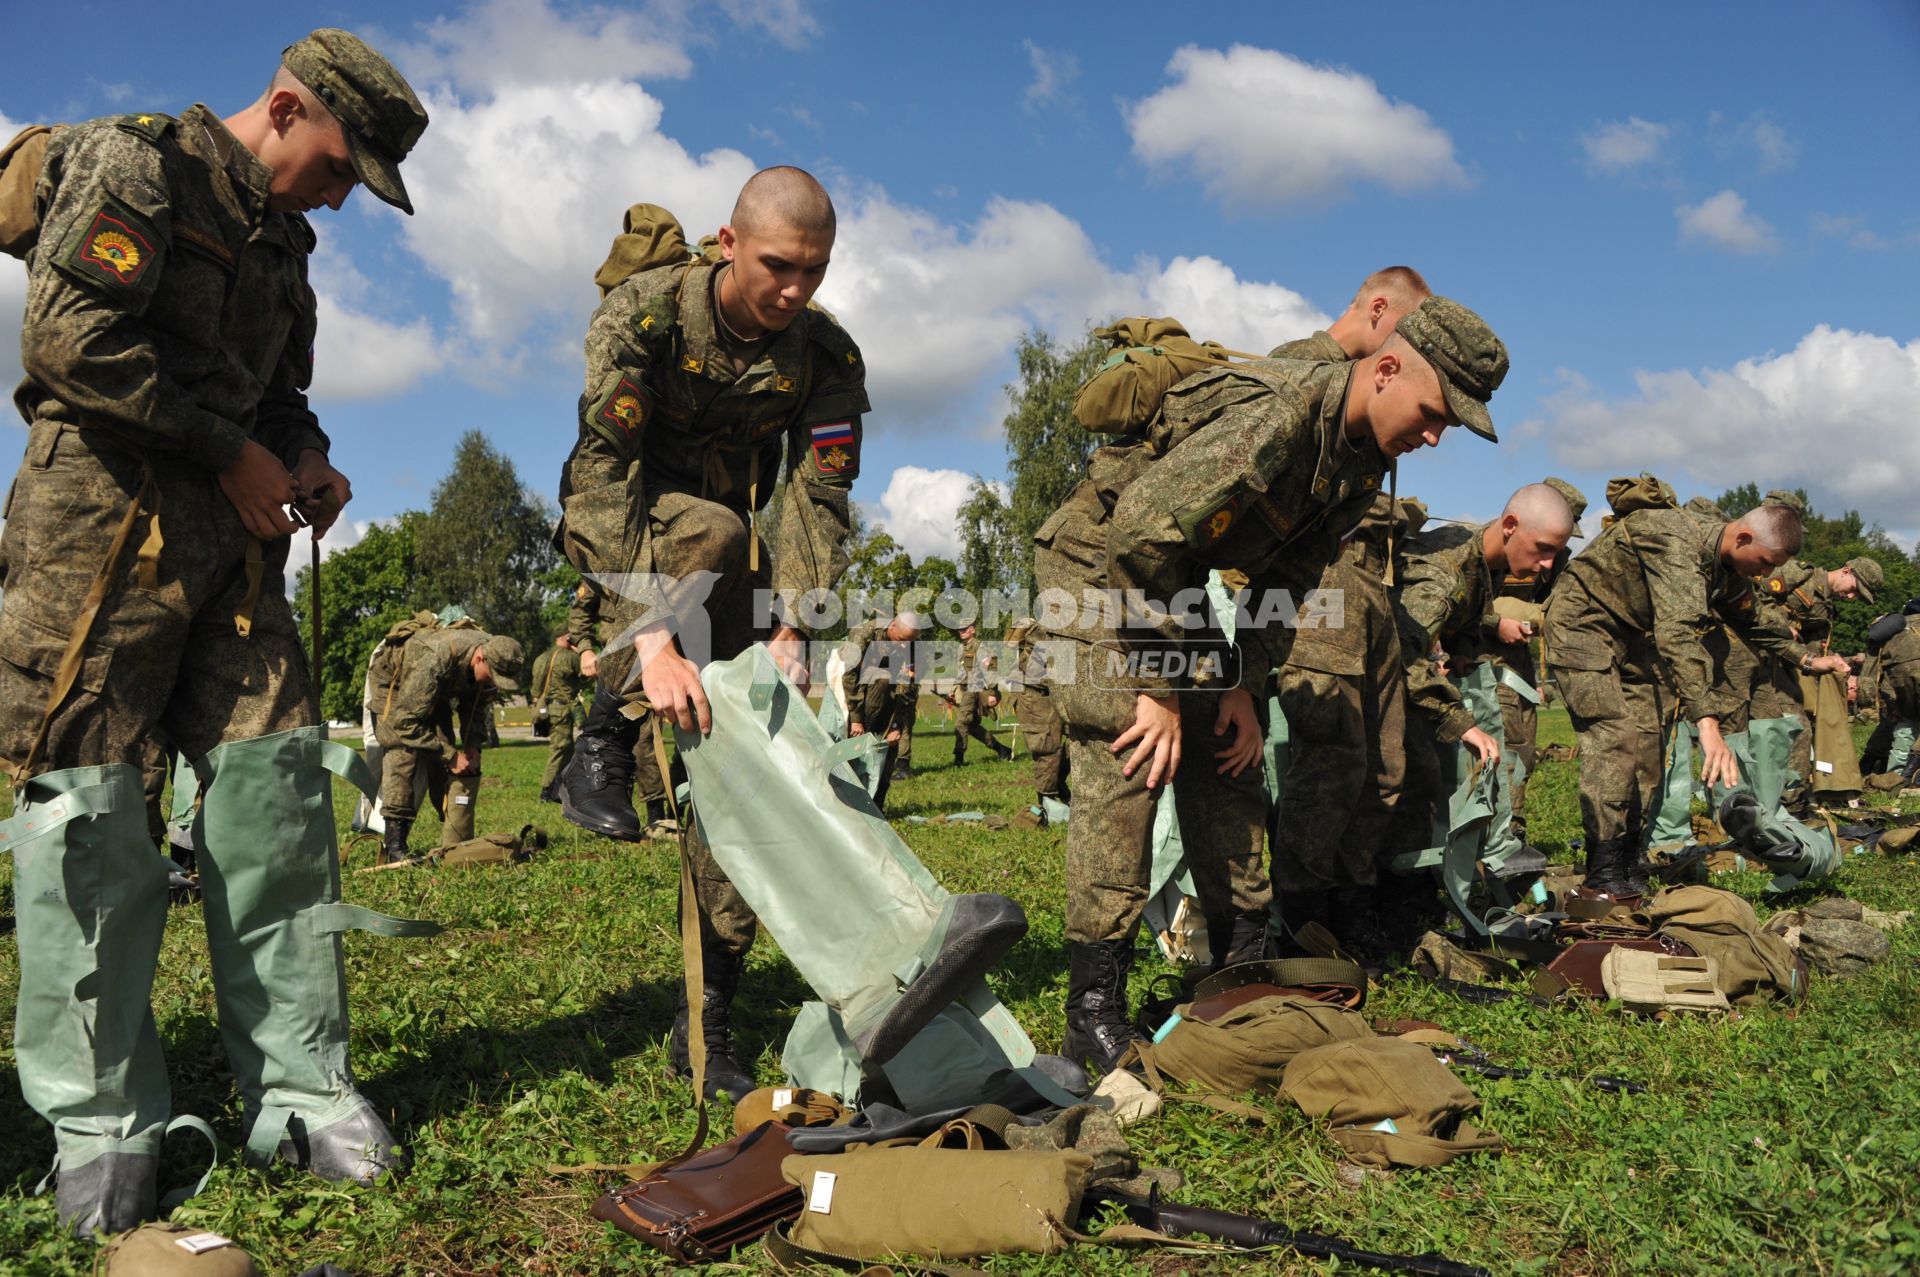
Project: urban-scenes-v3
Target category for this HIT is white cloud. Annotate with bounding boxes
[1533,326,1920,531]
[1123,45,1466,210]
[1711,110,1799,175]
[819,193,1329,427]
[308,243,443,401]
[1581,117,1671,175]
[1676,189,1779,254]
[393,0,692,93]
[1022,40,1079,112]
[868,466,997,561]
[0,109,29,412]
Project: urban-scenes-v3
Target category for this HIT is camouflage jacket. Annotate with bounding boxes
[18,107,326,470]
[1393,520,1495,742]
[1546,508,1808,723]
[1880,616,1920,671]
[383,628,490,763]
[1268,329,1345,362]
[1034,358,1386,693]
[557,258,868,626]
[1761,559,1833,648]
[837,619,912,727]
[566,581,606,651]
[1283,514,1397,687]
[529,644,583,710]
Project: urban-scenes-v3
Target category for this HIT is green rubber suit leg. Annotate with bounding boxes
[7,763,169,1236]
[1889,721,1916,775]
[191,726,437,1185]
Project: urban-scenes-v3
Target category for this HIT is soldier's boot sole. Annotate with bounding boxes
[852,893,1028,1065]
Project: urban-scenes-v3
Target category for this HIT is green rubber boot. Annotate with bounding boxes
[6,763,169,1237]
[190,727,438,1186]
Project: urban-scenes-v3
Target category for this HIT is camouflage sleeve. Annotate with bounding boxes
[579,286,655,462]
[1722,587,1810,671]
[20,122,249,470]
[384,643,460,762]
[772,319,870,630]
[838,623,874,727]
[1106,389,1319,692]
[1633,515,1729,723]
[250,215,329,469]
[567,585,599,651]
[1393,538,1476,741]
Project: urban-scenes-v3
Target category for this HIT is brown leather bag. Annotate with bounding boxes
[590,1121,803,1261]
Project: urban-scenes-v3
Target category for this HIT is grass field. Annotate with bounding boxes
[4,707,1919,1275]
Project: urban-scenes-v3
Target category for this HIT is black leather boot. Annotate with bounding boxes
[1582,836,1646,898]
[378,817,412,867]
[851,894,1028,1064]
[560,688,644,841]
[1064,939,1144,1073]
[668,945,757,1104]
[1211,909,1273,970]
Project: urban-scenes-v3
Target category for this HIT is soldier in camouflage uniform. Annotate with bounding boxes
[554,169,868,1101]
[0,31,426,1235]
[1035,296,1508,1070]
[1392,486,1575,886]
[1755,553,1881,806]
[890,661,920,779]
[1482,477,1586,858]
[570,577,670,826]
[374,628,522,860]
[836,611,924,801]
[530,628,586,803]
[1266,265,1430,362]
[1544,491,1848,898]
[1861,606,1920,776]
[951,622,1012,764]
[1006,617,1069,818]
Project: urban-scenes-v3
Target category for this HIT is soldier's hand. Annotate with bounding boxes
[637,625,712,734]
[987,693,1000,710]
[1114,693,1181,790]
[1495,617,1533,645]
[290,449,352,538]
[1697,718,1740,791]
[1211,686,1261,778]
[1808,653,1849,676]
[580,649,599,678]
[886,729,902,744]
[1460,726,1501,766]
[1847,674,1858,702]
[767,626,810,693]
[850,721,866,736]
[218,440,299,540]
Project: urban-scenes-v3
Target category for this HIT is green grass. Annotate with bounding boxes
[4,708,1920,1275]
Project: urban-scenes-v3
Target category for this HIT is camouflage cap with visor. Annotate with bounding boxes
[1845,556,1883,603]
[282,28,428,215]
[480,634,525,692]
[1393,296,1509,443]
[1544,476,1589,538]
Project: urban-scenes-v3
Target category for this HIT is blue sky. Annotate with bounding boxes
[4,0,1918,561]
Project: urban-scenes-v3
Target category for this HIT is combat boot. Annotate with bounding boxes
[560,688,644,841]
[1064,939,1144,1073]
[1273,889,1331,958]
[378,817,412,867]
[1211,909,1274,970]
[953,742,967,767]
[669,946,757,1103]
[1581,836,1646,899]
[850,893,1029,1064]
[537,777,560,804]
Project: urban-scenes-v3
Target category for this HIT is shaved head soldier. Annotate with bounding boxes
[1271,265,1432,362]
[555,167,867,1101]
[0,30,427,1236]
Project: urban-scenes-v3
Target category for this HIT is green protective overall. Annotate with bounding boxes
[7,762,170,1236]
[189,727,437,1184]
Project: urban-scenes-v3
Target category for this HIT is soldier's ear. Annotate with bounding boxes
[717,225,740,261]
[1373,351,1401,387]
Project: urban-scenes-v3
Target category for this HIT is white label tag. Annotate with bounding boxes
[454,795,472,805]
[1816,760,1835,774]
[772,1088,795,1108]
[175,1234,233,1255]
[808,1170,837,1215]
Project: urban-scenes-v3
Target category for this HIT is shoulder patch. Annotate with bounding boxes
[809,420,858,476]
[113,113,176,142]
[1767,576,1786,594]
[66,198,158,289]
[594,377,648,440]
[1177,493,1244,549]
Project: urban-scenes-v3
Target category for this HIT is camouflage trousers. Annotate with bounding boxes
[537,699,576,793]
[375,740,480,847]
[1054,646,1269,943]
[1015,686,1067,798]
[567,482,772,955]
[0,426,314,780]
[1271,665,1405,892]
[1558,666,1673,850]
[1497,681,1538,844]
[953,690,999,761]
[894,694,918,770]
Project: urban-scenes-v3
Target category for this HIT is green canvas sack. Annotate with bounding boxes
[1637,885,1804,1004]
[101,1223,262,1277]
[592,202,700,296]
[781,1143,1092,1259]
[1604,473,1680,517]
[1072,317,1259,436]
[1134,994,1371,1098]
[0,123,56,258]
[1281,1037,1504,1169]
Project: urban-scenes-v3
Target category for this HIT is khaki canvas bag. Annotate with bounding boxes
[1133,994,1372,1098]
[1072,317,1261,436]
[1637,885,1804,1004]
[592,202,700,296]
[1281,1037,1504,1169]
[0,123,56,258]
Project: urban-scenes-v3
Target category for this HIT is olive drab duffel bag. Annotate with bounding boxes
[1072,317,1263,437]
[1281,1037,1504,1169]
[1636,885,1805,1004]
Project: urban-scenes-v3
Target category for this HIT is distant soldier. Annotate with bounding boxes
[530,628,586,803]
[1756,554,1882,805]
[950,622,1012,764]
[375,627,523,861]
[837,611,928,737]
[891,662,921,780]
[1545,489,1848,897]
[1860,602,1920,777]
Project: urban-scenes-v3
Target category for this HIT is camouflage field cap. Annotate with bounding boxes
[1845,556,1883,603]
[1764,488,1808,516]
[1544,476,1589,537]
[481,634,525,691]
[1394,296,1508,442]
[282,29,428,215]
